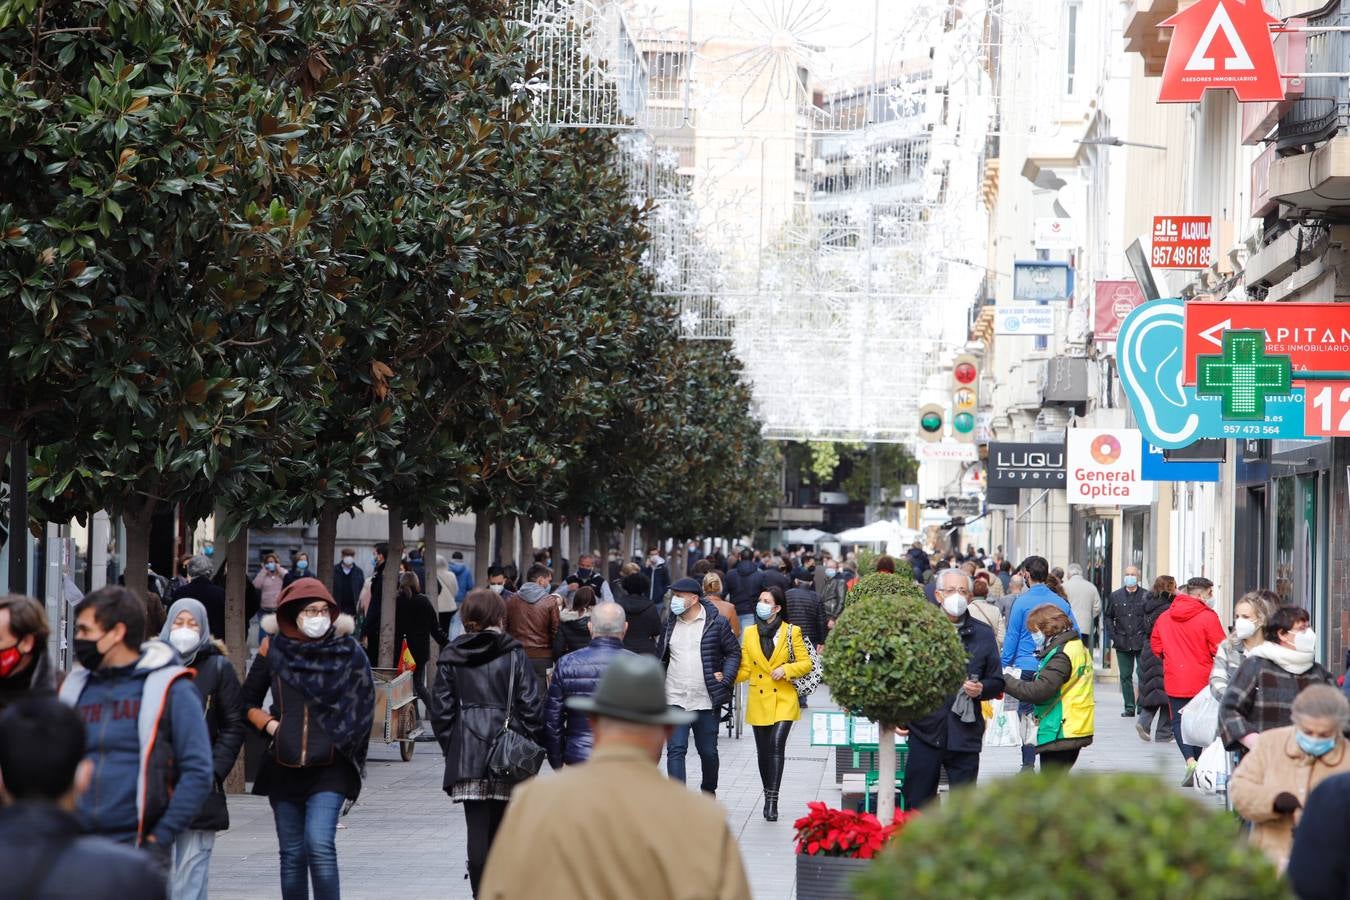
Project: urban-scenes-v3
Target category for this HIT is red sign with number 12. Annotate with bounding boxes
[1305,383,1350,436]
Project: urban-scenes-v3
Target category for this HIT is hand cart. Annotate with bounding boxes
[371,668,422,761]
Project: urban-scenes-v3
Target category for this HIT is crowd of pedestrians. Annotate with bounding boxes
[7,533,1350,899]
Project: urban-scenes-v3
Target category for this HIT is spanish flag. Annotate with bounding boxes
[398,639,416,673]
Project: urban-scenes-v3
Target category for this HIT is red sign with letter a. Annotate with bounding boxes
[1159,0,1284,103]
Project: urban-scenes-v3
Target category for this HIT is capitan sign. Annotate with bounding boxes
[1183,302,1350,384]
[1158,0,1284,104]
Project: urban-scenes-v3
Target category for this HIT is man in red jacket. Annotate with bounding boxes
[1150,576,1225,785]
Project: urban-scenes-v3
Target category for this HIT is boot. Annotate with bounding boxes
[763,790,779,822]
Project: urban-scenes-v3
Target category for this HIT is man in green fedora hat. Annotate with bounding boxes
[479,655,751,900]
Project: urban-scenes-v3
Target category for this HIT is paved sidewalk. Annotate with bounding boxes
[209,678,1202,899]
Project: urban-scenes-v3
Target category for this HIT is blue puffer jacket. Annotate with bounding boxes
[656,600,741,709]
[545,636,634,768]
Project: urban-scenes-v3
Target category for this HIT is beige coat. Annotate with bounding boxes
[967,600,1005,648]
[479,743,752,900]
[1230,725,1350,870]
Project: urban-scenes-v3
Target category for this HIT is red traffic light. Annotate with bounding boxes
[954,362,977,384]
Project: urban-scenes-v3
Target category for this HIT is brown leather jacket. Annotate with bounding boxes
[505,587,562,659]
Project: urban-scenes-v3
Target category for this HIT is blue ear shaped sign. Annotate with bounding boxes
[1116,298,1308,449]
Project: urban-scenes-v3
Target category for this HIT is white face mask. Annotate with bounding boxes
[342,556,355,566]
[169,627,200,655]
[301,615,332,639]
[1232,618,1258,641]
[490,584,505,594]
[1294,629,1317,654]
[942,595,969,618]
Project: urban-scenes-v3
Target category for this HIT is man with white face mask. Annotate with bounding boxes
[901,570,1005,810]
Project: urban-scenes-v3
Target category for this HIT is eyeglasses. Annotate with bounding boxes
[299,604,331,617]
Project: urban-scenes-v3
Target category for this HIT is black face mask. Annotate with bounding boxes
[73,635,108,671]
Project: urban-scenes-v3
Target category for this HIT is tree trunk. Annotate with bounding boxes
[517,515,533,573]
[379,504,403,668]
[567,518,583,579]
[497,514,515,571]
[622,520,636,565]
[550,516,563,575]
[7,437,27,593]
[121,497,156,601]
[423,515,439,601]
[224,527,249,795]
[473,512,491,586]
[316,501,339,592]
[876,725,896,822]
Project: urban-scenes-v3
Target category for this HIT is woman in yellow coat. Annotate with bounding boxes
[737,585,812,821]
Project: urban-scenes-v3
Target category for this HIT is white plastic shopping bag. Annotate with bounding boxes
[984,696,1022,749]
[1180,689,1221,748]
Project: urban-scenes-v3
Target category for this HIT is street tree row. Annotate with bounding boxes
[0,0,778,666]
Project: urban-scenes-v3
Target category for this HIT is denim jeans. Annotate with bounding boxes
[1169,695,1202,763]
[738,613,756,633]
[171,829,216,900]
[1018,669,1038,768]
[270,791,345,900]
[666,706,721,793]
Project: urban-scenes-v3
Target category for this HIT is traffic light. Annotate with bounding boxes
[918,403,945,442]
[951,353,979,443]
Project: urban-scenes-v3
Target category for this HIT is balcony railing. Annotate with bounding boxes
[1275,3,1350,150]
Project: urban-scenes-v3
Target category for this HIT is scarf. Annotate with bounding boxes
[268,632,376,770]
[1248,640,1316,675]
[757,614,783,663]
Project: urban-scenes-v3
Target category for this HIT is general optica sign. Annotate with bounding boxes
[1067,429,1154,507]
[1151,216,1214,269]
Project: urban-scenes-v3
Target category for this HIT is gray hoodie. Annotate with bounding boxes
[518,583,550,605]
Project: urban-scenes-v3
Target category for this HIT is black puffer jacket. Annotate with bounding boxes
[655,600,740,709]
[184,644,245,832]
[1137,592,1174,709]
[614,584,662,657]
[544,636,632,767]
[784,587,828,648]
[431,630,544,792]
[725,560,765,616]
[1106,586,1149,653]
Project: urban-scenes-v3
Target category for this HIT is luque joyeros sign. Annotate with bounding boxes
[1067,429,1154,506]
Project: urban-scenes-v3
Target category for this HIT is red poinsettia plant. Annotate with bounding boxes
[793,801,916,860]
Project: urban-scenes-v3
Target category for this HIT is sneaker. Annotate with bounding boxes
[1120,710,1136,717]
[1135,723,1150,742]
[1181,761,1197,787]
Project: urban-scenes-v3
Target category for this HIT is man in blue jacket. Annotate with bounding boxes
[448,551,475,605]
[1001,556,1079,769]
[545,602,635,768]
[58,586,213,870]
[902,570,1005,809]
[656,578,740,797]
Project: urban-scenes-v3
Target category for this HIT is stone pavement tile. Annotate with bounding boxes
[212,680,1213,900]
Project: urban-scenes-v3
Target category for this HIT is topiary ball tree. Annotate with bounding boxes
[824,592,966,821]
[845,572,924,609]
[853,773,1288,899]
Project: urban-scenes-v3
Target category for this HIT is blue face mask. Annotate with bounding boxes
[1031,631,1046,649]
[1123,575,1138,588]
[1296,731,1337,758]
[203,546,215,557]
[265,562,277,572]
[297,560,309,571]
[669,596,688,617]
[825,568,837,579]
[756,601,774,621]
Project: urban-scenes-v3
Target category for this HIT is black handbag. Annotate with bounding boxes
[486,655,545,783]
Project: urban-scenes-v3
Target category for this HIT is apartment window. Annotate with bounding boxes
[647,51,686,102]
[1064,2,1080,95]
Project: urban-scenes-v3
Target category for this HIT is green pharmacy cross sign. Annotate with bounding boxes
[1195,330,1292,421]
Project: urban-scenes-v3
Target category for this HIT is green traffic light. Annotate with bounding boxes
[953,412,975,433]
[921,412,943,433]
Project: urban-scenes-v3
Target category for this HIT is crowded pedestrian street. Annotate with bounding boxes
[6,0,1350,898]
[207,680,1192,899]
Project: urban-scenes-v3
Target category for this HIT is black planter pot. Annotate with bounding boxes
[796,854,873,900]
